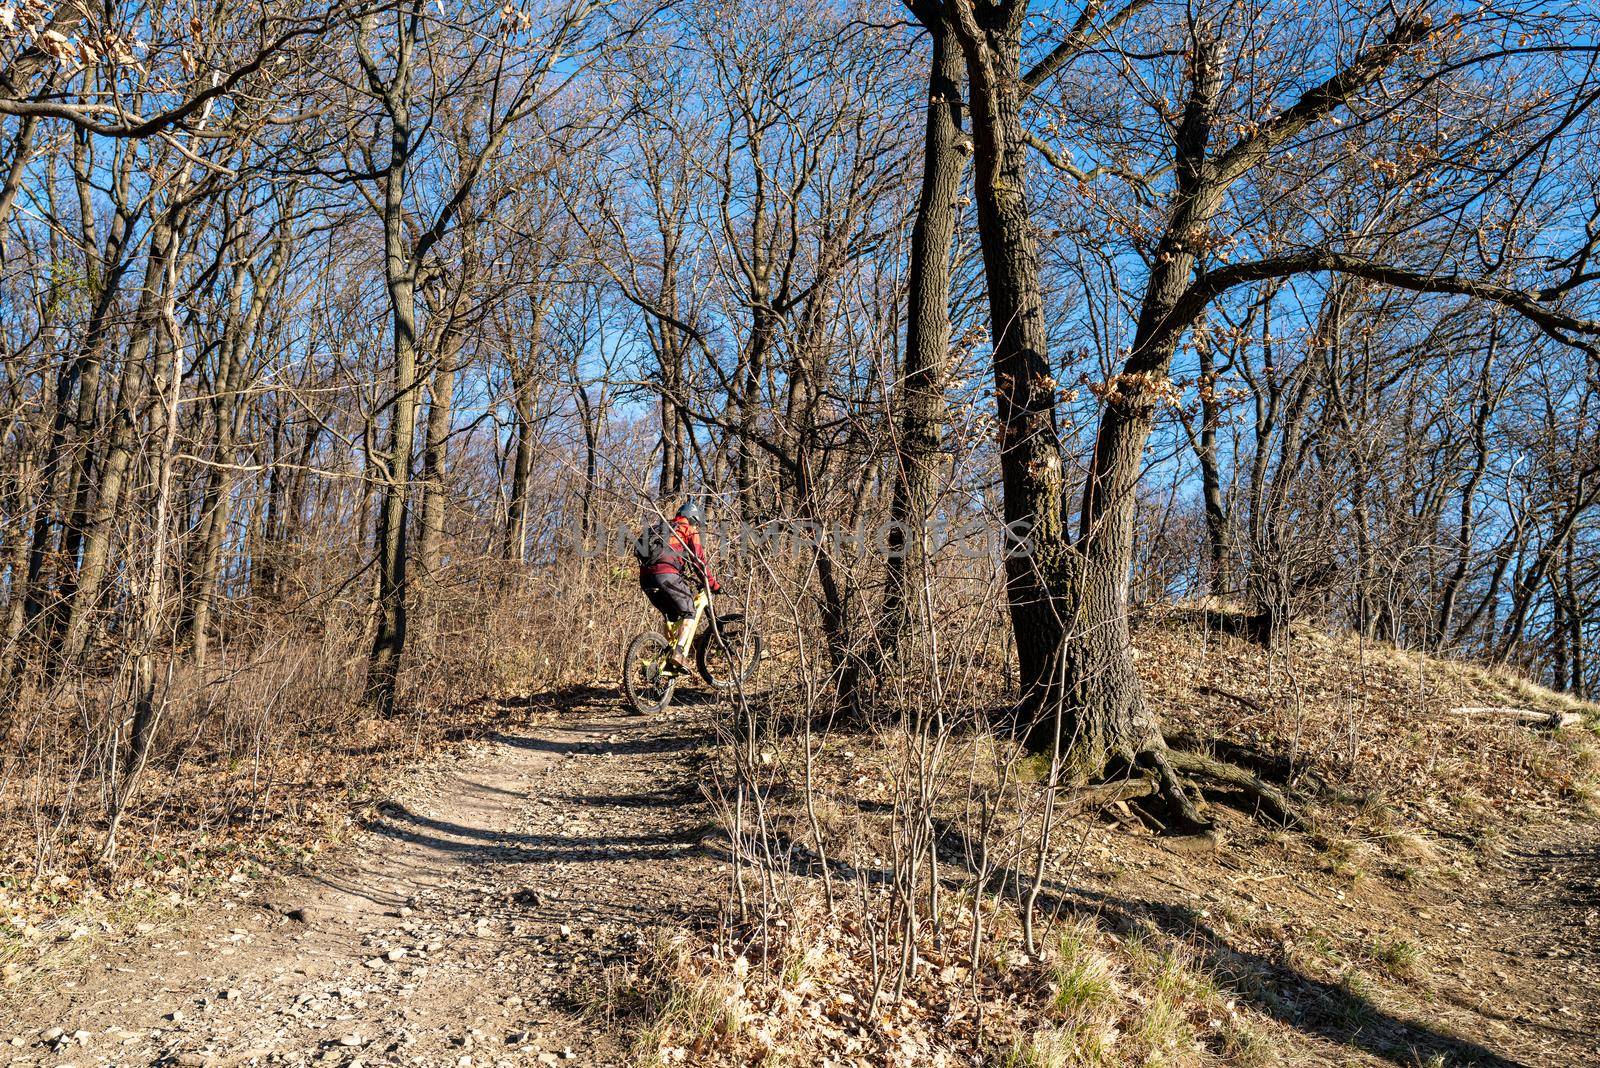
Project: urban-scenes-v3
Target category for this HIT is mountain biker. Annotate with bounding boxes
[638,500,721,674]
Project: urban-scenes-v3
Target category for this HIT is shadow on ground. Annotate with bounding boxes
[491,684,619,712]
[961,829,1527,1066]
[761,784,1528,1067]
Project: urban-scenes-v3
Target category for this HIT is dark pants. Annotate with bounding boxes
[641,571,695,622]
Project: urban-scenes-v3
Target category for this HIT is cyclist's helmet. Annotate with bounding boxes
[676,500,704,527]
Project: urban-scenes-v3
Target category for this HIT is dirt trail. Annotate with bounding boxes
[1463,822,1600,1066]
[1,692,719,1068]
[1332,817,1600,1067]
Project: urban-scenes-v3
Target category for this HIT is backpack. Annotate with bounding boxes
[632,520,681,569]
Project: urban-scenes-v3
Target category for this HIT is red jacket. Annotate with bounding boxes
[642,516,720,590]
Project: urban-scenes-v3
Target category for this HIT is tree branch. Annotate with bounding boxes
[0,9,350,136]
[1174,251,1600,354]
[1020,0,1156,94]
[1211,13,1434,188]
[1024,130,1164,189]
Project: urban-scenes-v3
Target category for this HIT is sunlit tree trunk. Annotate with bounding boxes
[876,15,965,680]
[417,343,460,581]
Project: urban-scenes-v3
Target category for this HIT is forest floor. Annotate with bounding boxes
[1,671,1598,1066]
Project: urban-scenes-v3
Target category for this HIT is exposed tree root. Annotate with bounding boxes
[1141,747,1214,835]
[1075,749,1303,836]
[1195,684,1268,716]
[1167,748,1304,829]
[1090,748,1215,836]
[1053,775,1159,817]
[1444,705,1585,731]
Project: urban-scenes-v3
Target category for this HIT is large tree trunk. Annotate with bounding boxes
[950,4,1211,826]
[505,304,544,562]
[125,252,188,776]
[736,309,774,524]
[506,380,537,563]
[654,268,688,499]
[255,407,289,602]
[1050,41,1224,803]
[950,7,1075,715]
[185,221,289,667]
[0,113,37,257]
[18,136,133,646]
[1194,339,1229,594]
[60,211,184,665]
[785,288,862,699]
[1551,570,1571,693]
[1562,538,1585,698]
[417,348,459,581]
[875,17,964,679]
[0,452,37,656]
[257,410,323,600]
[104,240,190,861]
[365,86,421,716]
[575,383,606,543]
[367,274,421,715]
[185,324,246,669]
[1436,330,1499,649]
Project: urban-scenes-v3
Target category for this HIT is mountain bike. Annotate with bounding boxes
[623,589,763,714]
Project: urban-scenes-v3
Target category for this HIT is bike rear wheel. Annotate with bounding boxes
[624,632,678,714]
[697,616,763,690]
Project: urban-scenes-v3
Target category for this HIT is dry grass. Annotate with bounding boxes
[580,929,752,1062]
[596,899,1252,1068]
[1367,934,1422,982]
[9,572,1595,1060]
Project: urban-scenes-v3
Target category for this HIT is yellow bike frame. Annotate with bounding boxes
[668,590,711,659]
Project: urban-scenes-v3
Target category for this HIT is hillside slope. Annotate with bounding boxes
[625,613,1600,1066]
[2,620,1596,1066]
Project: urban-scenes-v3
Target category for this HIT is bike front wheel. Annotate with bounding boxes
[697,616,763,690]
[624,632,678,714]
